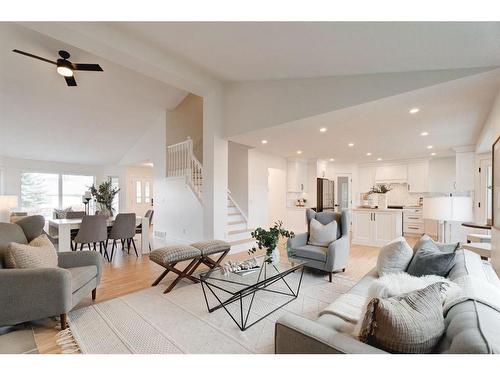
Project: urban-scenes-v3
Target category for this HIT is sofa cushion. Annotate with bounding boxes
[359,282,446,353]
[15,215,45,242]
[406,239,456,277]
[413,234,459,254]
[149,245,201,265]
[68,265,98,292]
[376,236,413,276]
[4,234,58,269]
[308,218,337,247]
[294,244,327,262]
[191,240,230,256]
[0,222,28,268]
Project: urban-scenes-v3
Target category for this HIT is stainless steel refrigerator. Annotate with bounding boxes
[316,178,334,212]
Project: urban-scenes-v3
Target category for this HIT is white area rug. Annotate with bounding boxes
[68,270,355,354]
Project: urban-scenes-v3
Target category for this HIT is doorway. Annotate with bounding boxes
[334,174,352,213]
[129,176,154,217]
[267,168,287,227]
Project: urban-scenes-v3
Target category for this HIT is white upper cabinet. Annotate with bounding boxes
[358,166,376,193]
[375,164,407,183]
[455,152,475,192]
[287,159,308,192]
[407,162,429,192]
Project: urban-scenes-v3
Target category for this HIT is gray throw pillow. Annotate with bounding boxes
[413,234,459,254]
[308,218,337,246]
[359,282,446,354]
[406,238,457,277]
[376,236,413,276]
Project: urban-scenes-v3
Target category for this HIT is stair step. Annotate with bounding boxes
[228,220,245,225]
[228,228,255,235]
[228,212,241,216]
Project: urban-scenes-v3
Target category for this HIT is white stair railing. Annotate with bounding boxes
[167,138,203,202]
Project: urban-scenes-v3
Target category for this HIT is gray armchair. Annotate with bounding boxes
[287,209,350,281]
[0,215,102,330]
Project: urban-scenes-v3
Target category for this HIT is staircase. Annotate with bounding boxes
[167,138,256,253]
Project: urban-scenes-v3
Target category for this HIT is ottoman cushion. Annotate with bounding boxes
[149,245,201,265]
[191,240,231,256]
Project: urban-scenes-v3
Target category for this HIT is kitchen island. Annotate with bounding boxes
[352,207,403,247]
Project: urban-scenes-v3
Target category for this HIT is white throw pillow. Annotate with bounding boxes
[376,236,413,276]
[308,218,337,247]
[5,234,58,269]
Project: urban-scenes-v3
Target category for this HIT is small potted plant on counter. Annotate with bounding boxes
[368,184,392,209]
[249,221,295,264]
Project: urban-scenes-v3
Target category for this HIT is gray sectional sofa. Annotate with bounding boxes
[275,249,500,354]
[0,216,103,329]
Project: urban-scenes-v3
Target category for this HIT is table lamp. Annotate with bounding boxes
[0,195,19,223]
[423,196,473,242]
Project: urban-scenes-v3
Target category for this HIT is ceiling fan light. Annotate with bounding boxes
[57,66,73,77]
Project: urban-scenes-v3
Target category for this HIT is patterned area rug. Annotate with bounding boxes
[68,269,355,354]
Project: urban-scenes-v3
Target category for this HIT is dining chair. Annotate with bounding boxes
[136,210,154,251]
[108,213,137,261]
[73,215,110,261]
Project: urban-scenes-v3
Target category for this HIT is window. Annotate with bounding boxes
[20,172,94,218]
[136,181,142,204]
[20,172,59,218]
[144,181,151,203]
[109,176,120,214]
[62,174,95,210]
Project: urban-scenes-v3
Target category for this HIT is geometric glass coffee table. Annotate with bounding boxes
[199,256,307,331]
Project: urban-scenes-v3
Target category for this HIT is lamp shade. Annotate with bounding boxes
[423,197,452,221]
[0,195,18,209]
[423,196,473,222]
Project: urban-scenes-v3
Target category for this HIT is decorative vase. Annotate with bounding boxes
[98,204,112,218]
[267,248,280,264]
[378,193,388,209]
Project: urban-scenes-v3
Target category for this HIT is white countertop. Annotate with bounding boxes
[353,207,404,212]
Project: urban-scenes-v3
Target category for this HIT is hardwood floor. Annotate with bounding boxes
[32,236,417,354]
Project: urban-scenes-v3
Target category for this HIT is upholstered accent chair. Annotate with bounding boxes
[0,215,102,330]
[287,209,350,281]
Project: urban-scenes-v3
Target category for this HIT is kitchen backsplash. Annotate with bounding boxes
[386,183,422,206]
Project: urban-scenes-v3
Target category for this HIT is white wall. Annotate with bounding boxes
[228,141,250,217]
[248,149,287,229]
[166,93,204,162]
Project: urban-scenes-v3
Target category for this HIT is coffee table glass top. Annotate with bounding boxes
[199,255,307,296]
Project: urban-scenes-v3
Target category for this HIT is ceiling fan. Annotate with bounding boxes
[12,49,103,87]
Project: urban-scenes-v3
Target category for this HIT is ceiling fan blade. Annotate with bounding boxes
[64,76,77,87]
[12,49,56,65]
[72,63,103,72]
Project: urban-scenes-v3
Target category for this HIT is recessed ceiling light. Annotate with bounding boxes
[329,158,335,162]
[430,152,436,156]
[409,108,420,114]
[377,158,382,161]
[427,145,433,149]
[319,127,327,133]
[348,143,354,147]
[261,139,268,144]
[297,150,302,155]
[366,152,372,156]
[420,132,429,136]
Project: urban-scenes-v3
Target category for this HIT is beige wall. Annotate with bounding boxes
[228,141,250,217]
[166,93,204,162]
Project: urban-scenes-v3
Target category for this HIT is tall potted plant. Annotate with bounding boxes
[248,221,295,264]
[90,181,120,217]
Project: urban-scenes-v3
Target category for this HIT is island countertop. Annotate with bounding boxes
[352,207,404,212]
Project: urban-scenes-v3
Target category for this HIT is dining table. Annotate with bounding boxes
[48,216,151,253]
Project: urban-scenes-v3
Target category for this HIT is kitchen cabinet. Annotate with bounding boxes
[375,165,407,183]
[287,159,308,192]
[407,162,429,192]
[358,166,376,193]
[352,208,403,247]
[455,152,474,192]
[403,207,424,235]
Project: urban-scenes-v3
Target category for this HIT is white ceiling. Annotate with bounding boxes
[0,23,187,165]
[229,69,500,163]
[114,22,500,82]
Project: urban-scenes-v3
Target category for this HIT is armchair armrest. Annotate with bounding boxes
[275,313,386,354]
[326,235,350,271]
[58,251,103,283]
[0,268,72,326]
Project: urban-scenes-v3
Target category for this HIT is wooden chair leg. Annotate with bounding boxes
[80,243,83,251]
[110,240,116,262]
[329,272,333,282]
[152,268,171,286]
[92,288,97,300]
[163,258,200,293]
[103,241,110,262]
[60,313,67,330]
